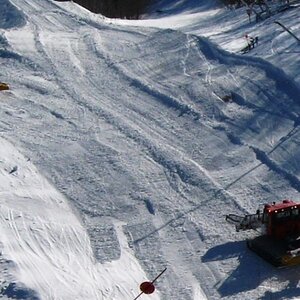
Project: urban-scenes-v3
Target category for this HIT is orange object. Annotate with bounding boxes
[0,83,9,91]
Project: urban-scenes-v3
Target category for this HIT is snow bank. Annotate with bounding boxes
[0,137,160,299]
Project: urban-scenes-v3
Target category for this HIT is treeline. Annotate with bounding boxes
[221,0,265,7]
[220,0,292,23]
[69,0,153,19]
[221,0,290,8]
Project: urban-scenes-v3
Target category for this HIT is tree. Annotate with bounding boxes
[62,0,153,19]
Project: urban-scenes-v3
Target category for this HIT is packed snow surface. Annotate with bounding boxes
[0,0,300,299]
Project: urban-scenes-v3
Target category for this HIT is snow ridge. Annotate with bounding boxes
[195,35,300,103]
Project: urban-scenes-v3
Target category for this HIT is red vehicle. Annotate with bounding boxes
[226,200,300,267]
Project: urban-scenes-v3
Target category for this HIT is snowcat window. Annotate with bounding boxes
[273,209,290,222]
[262,212,269,224]
[291,208,300,217]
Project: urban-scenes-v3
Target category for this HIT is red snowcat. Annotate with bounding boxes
[226,200,300,267]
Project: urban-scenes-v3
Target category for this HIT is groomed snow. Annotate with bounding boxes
[0,0,300,299]
[0,137,161,299]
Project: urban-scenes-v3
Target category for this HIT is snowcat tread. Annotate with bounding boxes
[247,235,300,267]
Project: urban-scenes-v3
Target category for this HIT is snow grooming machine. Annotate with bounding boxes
[226,200,300,267]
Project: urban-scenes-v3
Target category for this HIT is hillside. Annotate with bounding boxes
[0,0,300,299]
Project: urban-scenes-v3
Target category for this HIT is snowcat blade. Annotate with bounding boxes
[226,213,261,231]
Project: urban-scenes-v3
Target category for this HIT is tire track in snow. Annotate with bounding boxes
[7,12,92,131]
[186,34,300,203]
[78,31,248,222]
[4,5,226,299]
[7,3,300,298]
[234,73,299,122]
[76,29,243,299]
[7,12,236,228]
[252,145,300,192]
[216,122,300,196]
[189,35,214,85]
[194,35,300,106]
[66,30,237,206]
[88,30,201,120]
[14,23,250,300]
[181,35,193,77]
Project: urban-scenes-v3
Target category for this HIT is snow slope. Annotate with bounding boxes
[0,0,300,299]
[0,138,156,300]
[114,0,300,85]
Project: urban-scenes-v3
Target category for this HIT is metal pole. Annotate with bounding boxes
[151,267,167,284]
[275,21,300,43]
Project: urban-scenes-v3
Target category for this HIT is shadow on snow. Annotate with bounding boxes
[202,240,300,299]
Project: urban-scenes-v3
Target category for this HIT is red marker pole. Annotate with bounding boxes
[133,268,167,300]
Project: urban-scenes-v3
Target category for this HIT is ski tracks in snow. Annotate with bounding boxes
[2,1,300,299]
[0,138,161,300]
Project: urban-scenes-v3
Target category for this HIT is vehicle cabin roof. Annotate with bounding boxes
[264,200,300,213]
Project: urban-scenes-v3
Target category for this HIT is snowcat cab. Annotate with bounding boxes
[226,200,300,267]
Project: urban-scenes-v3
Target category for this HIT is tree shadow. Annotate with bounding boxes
[202,240,300,298]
